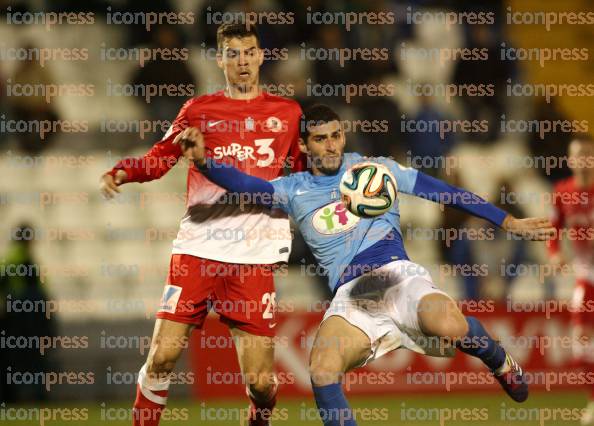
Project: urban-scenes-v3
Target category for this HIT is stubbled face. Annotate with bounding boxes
[217,35,263,90]
[300,120,346,175]
[569,139,594,176]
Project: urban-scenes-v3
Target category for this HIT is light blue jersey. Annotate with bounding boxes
[270,152,419,292]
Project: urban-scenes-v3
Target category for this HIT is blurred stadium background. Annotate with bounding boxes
[0,0,593,424]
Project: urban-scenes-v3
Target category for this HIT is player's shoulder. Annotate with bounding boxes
[262,92,302,112]
[346,152,404,168]
[554,176,576,193]
[344,152,365,164]
[185,91,226,107]
[278,169,311,183]
[271,170,311,190]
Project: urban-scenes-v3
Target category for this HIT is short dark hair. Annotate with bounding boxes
[300,104,341,140]
[216,23,260,50]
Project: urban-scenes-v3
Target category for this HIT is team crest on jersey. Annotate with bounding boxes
[266,116,282,132]
[158,285,182,313]
[245,117,255,131]
[312,201,359,235]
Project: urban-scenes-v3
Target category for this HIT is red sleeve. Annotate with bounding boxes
[105,99,193,183]
[289,103,307,173]
[547,185,565,256]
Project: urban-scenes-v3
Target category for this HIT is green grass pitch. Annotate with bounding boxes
[2,391,586,425]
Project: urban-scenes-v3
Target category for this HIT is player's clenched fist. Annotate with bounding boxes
[173,127,206,167]
[100,169,128,199]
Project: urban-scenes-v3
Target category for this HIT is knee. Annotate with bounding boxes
[309,352,343,387]
[426,313,469,341]
[447,315,469,340]
[419,296,469,340]
[245,367,276,397]
[147,349,178,374]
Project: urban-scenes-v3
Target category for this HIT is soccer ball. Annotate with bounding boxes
[339,162,397,218]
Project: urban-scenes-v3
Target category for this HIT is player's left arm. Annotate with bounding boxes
[385,159,555,241]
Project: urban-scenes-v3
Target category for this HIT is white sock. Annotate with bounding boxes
[137,363,171,405]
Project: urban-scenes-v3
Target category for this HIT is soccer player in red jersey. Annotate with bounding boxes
[100,24,303,426]
[548,135,594,425]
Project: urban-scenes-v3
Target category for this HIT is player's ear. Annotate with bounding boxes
[298,138,308,154]
[257,47,264,66]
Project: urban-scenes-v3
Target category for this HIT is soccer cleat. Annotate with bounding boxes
[492,352,529,402]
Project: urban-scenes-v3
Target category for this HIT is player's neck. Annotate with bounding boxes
[310,166,341,177]
[311,166,324,176]
[224,83,261,100]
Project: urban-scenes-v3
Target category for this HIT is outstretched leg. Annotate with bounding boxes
[417,293,528,402]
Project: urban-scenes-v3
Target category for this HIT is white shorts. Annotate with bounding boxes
[323,260,456,366]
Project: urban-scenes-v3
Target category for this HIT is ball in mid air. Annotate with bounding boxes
[339,162,397,218]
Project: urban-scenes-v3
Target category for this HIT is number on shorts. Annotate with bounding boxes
[262,292,276,319]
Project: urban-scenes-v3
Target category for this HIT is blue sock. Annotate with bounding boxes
[312,383,357,426]
[456,316,506,371]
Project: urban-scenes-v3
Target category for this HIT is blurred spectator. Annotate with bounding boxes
[497,179,556,300]
[404,95,455,177]
[46,0,103,13]
[311,25,351,87]
[131,25,196,142]
[453,24,514,143]
[0,65,6,145]
[351,72,402,158]
[279,0,324,44]
[8,45,60,154]
[528,97,572,184]
[115,0,176,47]
[0,223,56,402]
[439,170,481,300]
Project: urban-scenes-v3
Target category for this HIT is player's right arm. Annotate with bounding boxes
[99,99,193,199]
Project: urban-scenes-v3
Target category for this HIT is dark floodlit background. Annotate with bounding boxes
[0,0,592,424]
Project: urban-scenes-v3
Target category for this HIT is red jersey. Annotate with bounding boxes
[548,176,594,282]
[108,90,304,264]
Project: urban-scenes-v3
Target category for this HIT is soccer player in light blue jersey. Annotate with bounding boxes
[174,104,555,426]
